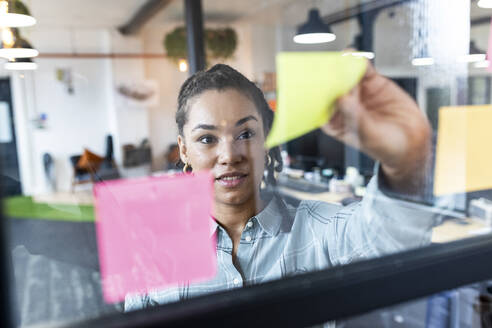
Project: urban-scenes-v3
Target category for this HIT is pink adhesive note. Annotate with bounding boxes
[94,171,216,303]
[487,18,492,73]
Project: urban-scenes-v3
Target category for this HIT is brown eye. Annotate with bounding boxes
[237,129,255,140]
[198,135,217,144]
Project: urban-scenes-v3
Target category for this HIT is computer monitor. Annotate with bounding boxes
[286,129,345,175]
[317,132,345,176]
[285,129,322,171]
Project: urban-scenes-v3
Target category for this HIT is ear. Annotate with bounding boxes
[177,135,188,164]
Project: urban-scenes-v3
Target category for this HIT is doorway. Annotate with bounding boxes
[0,78,22,196]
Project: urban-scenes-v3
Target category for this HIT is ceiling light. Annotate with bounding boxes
[342,51,375,60]
[294,9,336,44]
[412,45,433,66]
[458,53,486,63]
[458,40,487,63]
[478,0,492,8]
[411,57,434,66]
[0,27,39,59]
[5,57,37,70]
[0,0,36,27]
[178,58,188,72]
[474,60,490,68]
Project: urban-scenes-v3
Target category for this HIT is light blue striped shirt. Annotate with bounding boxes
[125,174,438,314]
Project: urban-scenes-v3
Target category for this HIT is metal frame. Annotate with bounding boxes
[62,234,492,328]
[0,154,17,328]
[3,1,492,327]
[185,0,206,74]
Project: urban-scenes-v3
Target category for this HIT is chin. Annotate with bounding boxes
[214,186,256,207]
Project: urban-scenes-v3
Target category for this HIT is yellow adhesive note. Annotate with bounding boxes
[265,52,367,148]
[434,105,492,195]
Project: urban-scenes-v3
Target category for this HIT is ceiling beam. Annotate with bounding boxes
[322,0,413,25]
[119,0,173,35]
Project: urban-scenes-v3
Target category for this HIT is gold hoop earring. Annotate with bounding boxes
[265,154,272,166]
[183,163,191,173]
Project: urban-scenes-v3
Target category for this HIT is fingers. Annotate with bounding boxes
[362,58,376,80]
[335,84,361,120]
[321,84,364,148]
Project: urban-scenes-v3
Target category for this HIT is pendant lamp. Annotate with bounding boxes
[293,9,336,44]
[0,27,38,59]
[458,40,486,63]
[0,0,36,28]
[412,44,434,66]
[4,57,37,70]
[478,0,492,8]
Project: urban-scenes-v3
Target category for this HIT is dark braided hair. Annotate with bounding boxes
[176,64,283,186]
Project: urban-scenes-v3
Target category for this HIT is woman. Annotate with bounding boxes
[125,63,435,309]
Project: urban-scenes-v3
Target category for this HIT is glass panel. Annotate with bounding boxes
[2,0,492,327]
[340,280,492,328]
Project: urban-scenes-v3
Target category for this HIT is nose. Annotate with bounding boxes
[217,137,244,166]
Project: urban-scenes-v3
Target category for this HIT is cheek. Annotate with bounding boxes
[187,146,216,171]
[247,142,267,175]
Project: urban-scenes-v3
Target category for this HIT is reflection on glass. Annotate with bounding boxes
[3,0,492,327]
[340,280,492,328]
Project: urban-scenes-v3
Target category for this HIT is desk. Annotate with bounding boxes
[278,186,492,244]
[431,218,491,243]
[277,186,351,205]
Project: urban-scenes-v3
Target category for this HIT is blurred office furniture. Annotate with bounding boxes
[42,153,56,192]
[277,175,330,193]
[165,143,180,170]
[70,135,120,192]
[468,76,491,105]
[287,129,348,174]
[286,129,375,180]
[69,150,102,192]
[426,291,460,328]
[122,138,152,168]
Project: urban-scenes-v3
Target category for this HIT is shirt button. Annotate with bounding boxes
[245,236,252,242]
[247,222,253,228]
[233,278,240,285]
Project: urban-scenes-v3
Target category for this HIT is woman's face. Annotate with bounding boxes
[178,89,266,207]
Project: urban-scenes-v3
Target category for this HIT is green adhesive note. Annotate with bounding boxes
[265,52,367,148]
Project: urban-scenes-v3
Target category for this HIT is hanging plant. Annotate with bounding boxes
[12,0,30,15]
[4,0,31,15]
[163,26,238,65]
[163,27,188,64]
[205,28,237,60]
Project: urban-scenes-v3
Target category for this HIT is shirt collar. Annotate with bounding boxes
[255,195,293,236]
[208,195,294,238]
[209,217,219,238]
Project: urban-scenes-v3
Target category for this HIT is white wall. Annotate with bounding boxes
[29,58,113,193]
[6,27,151,194]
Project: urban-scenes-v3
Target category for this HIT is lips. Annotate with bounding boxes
[215,172,248,188]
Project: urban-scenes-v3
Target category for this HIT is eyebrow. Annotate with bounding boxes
[235,115,258,127]
[191,115,258,132]
[192,124,216,132]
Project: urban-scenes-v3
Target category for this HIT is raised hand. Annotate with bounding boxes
[321,62,431,193]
